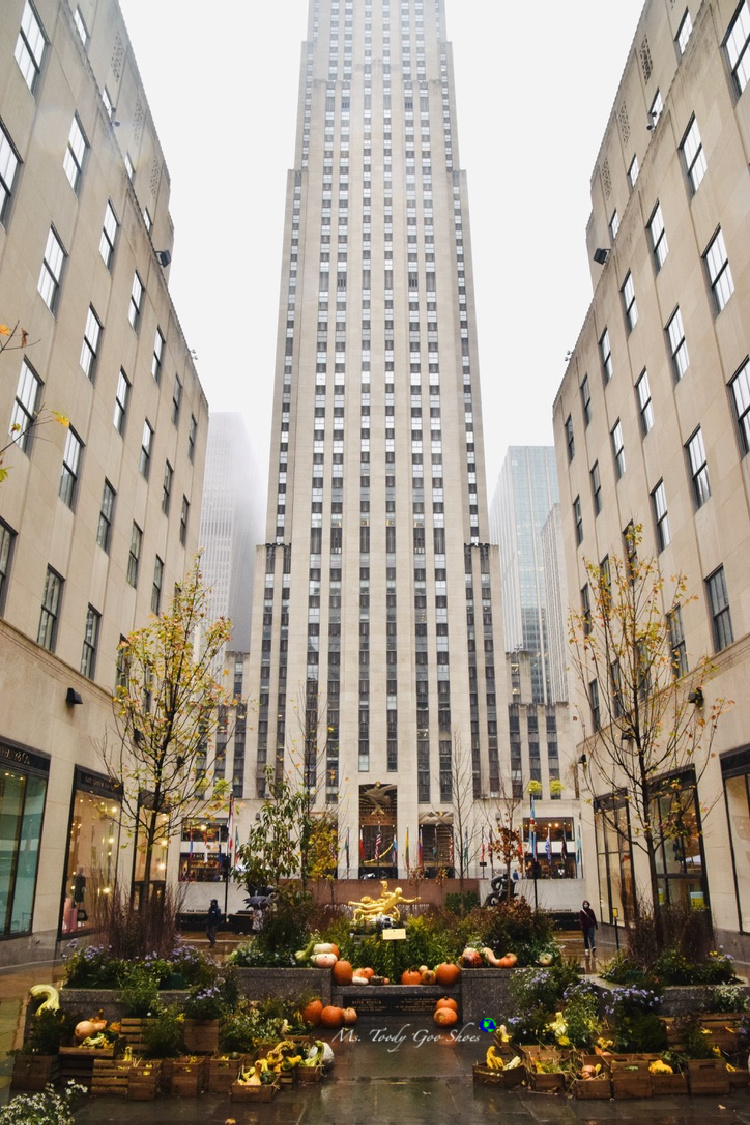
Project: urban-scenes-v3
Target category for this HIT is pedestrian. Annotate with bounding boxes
[579,899,598,958]
[205,898,222,946]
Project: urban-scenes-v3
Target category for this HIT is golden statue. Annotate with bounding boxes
[348,880,419,924]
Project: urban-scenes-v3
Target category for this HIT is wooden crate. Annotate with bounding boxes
[572,1054,612,1100]
[10,1054,60,1092]
[169,1055,207,1097]
[182,1018,220,1055]
[231,1078,281,1102]
[728,1068,750,1089]
[91,1056,132,1097]
[700,1016,742,1053]
[472,1063,524,1088]
[207,1054,246,1093]
[687,1058,730,1095]
[651,1071,688,1095]
[118,1018,153,1053]
[528,1070,567,1092]
[296,1064,324,1084]
[58,1047,109,1089]
[610,1055,654,1100]
[127,1061,162,1101]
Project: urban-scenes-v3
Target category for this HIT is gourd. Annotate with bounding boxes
[341,1007,357,1025]
[496,952,518,968]
[401,969,423,986]
[332,959,353,985]
[434,962,461,987]
[421,969,436,985]
[302,999,323,1026]
[351,973,370,986]
[313,942,340,957]
[311,952,338,968]
[433,1005,458,1027]
[461,946,483,967]
[75,1009,107,1042]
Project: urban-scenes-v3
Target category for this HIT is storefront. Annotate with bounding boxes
[0,740,48,939]
[60,767,122,935]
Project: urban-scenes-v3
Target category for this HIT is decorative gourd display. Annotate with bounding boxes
[435,997,458,1013]
[75,1009,107,1042]
[313,943,340,957]
[461,946,483,967]
[332,959,353,985]
[302,999,323,1026]
[434,962,461,987]
[433,1005,458,1027]
[401,969,423,986]
[341,1007,357,1025]
[319,1005,344,1028]
[420,969,436,985]
[496,952,518,968]
[311,952,338,968]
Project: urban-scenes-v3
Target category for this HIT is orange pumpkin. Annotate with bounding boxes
[319,1005,344,1028]
[359,967,375,979]
[433,1005,459,1027]
[342,1006,357,1025]
[333,959,354,985]
[435,962,461,988]
[497,952,518,968]
[401,969,423,986]
[302,999,323,1026]
[434,996,458,1013]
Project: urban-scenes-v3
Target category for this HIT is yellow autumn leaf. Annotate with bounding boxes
[0,325,10,335]
[51,412,70,427]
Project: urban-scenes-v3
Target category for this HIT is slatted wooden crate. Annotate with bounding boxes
[231,1078,280,1102]
[127,1060,162,1101]
[170,1055,207,1097]
[91,1056,132,1097]
[207,1054,246,1093]
[687,1058,730,1095]
[609,1054,654,1100]
[571,1054,612,1100]
[118,1018,152,1052]
[472,1061,524,1088]
[10,1053,60,1092]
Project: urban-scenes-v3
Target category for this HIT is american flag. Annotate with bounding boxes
[375,823,382,859]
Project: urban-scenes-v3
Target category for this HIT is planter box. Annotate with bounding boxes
[207,1054,246,1093]
[651,1071,688,1095]
[182,1018,220,1055]
[687,1058,730,1095]
[472,1063,524,1089]
[170,1055,207,1097]
[700,1015,743,1054]
[118,1017,154,1053]
[10,1054,60,1091]
[528,1070,567,1092]
[610,1055,654,1100]
[231,1078,281,1101]
[91,1057,132,1097]
[127,1061,162,1101]
[296,1064,324,1084]
[728,1068,750,1089]
[572,1054,612,1100]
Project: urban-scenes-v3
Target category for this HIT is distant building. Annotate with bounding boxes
[0,0,208,964]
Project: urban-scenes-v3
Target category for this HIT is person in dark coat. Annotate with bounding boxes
[205,899,222,946]
[578,899,598,956]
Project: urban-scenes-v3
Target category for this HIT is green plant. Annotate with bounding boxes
[510,962,578,1014]
[561,983,602,1048]
[652,946,695,985]
[182,983,228,1020]
[674,1014,717,1058]
[118,963,161,1017]
[0,1082,86,1125]
[709,982,747,1013]
[444,891,480,914]
[140,1004,183,1059]
[20,1009,77,1056]
[219,1002,264,1053]
[600,952,645,985]
[698,949,736,985]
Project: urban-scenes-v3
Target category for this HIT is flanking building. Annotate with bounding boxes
[0,0,207,963]
[553,0,750,958]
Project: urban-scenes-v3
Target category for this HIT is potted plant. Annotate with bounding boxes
[182,984,228,1054]
[10,1009,75,1091]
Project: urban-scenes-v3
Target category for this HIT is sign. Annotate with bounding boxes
[381,928,406,941]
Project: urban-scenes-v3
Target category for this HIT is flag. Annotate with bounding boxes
[517,829,524,861]
[345,826,350,872]
[359,827,365,862]
[234,827,240,862]
[488,827,495,871]
[545,827,552,866]
[227,795,235,864]
[392,835,397,865]
[405,826,410,870]
[418,827,424,867]
[375,823,382,859]
[561,821,568,869]
[449,831,454,867]
[189,826,194,855]
[576,824,583,874]
[464,827,469,868]
[481,826,486,865]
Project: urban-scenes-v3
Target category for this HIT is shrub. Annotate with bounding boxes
[117,964,161,1017]
[602,985,665,1052]
[710,982,748,1013]
[674,1014,717,1058]
[20,1009,77,1055]
[510,963,578,1013]
[482,899,559,965]
[182,983,228,1021]
[444,891,480,914]
[561,982,602,1048]
[140,1004,183,1059]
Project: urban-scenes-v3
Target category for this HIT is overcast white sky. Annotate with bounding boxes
[120,0,644,492]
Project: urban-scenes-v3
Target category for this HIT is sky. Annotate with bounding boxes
[119,0,645,493]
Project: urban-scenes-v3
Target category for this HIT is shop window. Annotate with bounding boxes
[0,742,48,936]
[61,768,121,934]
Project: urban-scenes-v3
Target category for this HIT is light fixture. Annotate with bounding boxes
[65,687,83,706]
[156,250,171,267]
[578,753,587,766]
[688,687,704,707]
[647,110,659,131]
[593,248,610,265]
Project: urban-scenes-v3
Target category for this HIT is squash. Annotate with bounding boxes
[319,1005,344,1028]
[351,973,370,986]
[75,1009,107,1042]
[421,969,436,985]
[435,962,461,988]
[313,943,340,957]
[401,969,423,986]
[482,947,501,967]
[341,1007,357,1025]
[433,1005,459,1027]
[302,999,323,1026]
[461,946,483,967]
[311,952,338,968]
[496,953,518,968]
[333,959,353,985]
[434,997,458,1013]
[359,967,375,979]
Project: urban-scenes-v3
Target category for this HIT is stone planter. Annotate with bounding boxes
[182,1018,220,1054]
[233,966,332,1004]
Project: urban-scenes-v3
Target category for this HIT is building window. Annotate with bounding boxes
[151,556,164,615]
[113,369,129,433]
[609,210,619,240]
[162,460,173,514]
[96,480,115,552]
[687,427,711,506]
[99,201,118,267]
[0,123,21,224]
[15,1,46,93]
[730,358,750,454]
[628,154,639,187]
[600,327,613,383]
[574,495,583,545]
[591,461,602,515]
[128,272,143,329]
[79,305,101,380]
[9,360,42,451]
[124,152,134,180]
[179,497,189,545]
[565,415,575,461]
[706,565,733,651]
[636,369,654,434]
[59,426,83,508]
[725,1,750,96]
[622,271,638,331]
[0,519,15,613]
[611,419,626,479]
[652,479,671,551]
[648,202,668,270]
[682,116,706,192]
[37,566,62,651]
[139,420,153,479]
[580,375,592,425]
[704,228,734,312]
[581,584,592,635]
[188,415,196,462]
[63,115,87,191]
[668,605,688,677]
[649,89,663,128]
[126,523,142,587]
[172,375,182,424]
[667,307,689,380]
[73,6,88,46]
[589,679,601,731]
[80,605,99,678]
[676,9,693,54]
[37,227,65,311]
[151,328,164,383]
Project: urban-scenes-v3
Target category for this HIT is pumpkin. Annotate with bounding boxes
[311,952,338,968]
[497,952,518,968]
[302,999,323,1026]
[461,946,483,967]
[359,967,375,978]
[333,959,353,985]
[433,1005,459,1027]
[434,962,461,988]
[319,1005,344,1028]
[342,1006,357,1025]
[401,969,423,986]
[313,942,340,957]
[421,969,436,985]
[434,997,458,1013]
[75,1009,107,1042]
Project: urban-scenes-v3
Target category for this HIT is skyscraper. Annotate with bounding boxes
[245,0,507,874]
